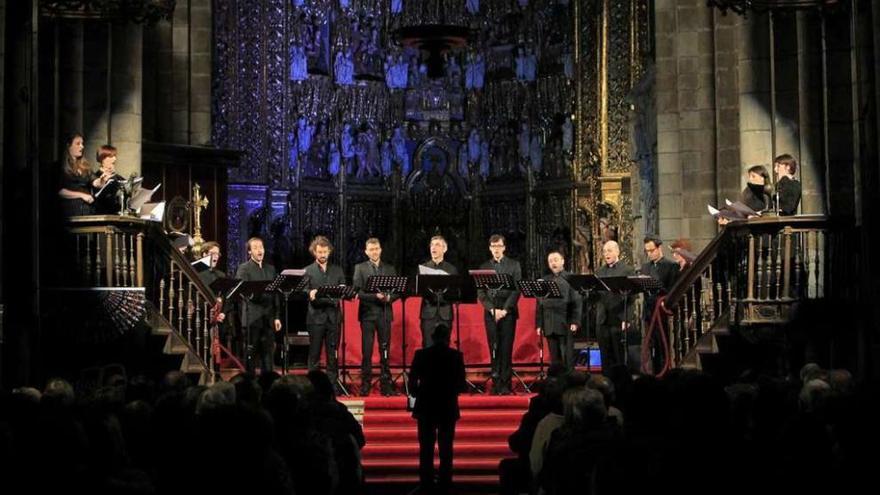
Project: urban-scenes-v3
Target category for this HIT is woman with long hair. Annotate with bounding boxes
[740,164,773,213]
[57,133,107,216]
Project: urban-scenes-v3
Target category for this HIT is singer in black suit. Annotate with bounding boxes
[410,323,467,491]
[303,236,346,386]
[477,234,522,394]
[595,241,636,375]
[535,250,582,372]
[640,235,680,373]
[234,237,282,373]
[418,235,459,348]
[352,237,398,396]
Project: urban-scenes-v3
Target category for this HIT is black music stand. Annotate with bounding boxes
[598,275,662,367]
[415,274,483,394]
[213,278,273,372]
[565,274,608,372]
[518,279,562,381]
[365,275,409,395]
[315,284,357,396]
[470,270,529,393]
[267,269,308,375]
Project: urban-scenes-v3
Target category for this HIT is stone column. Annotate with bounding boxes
[110,23,143,177]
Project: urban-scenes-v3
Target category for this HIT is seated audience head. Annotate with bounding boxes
[307,369,336,402]
[431,323,452,347]
[43,378,75,408]
[563,387,607,427]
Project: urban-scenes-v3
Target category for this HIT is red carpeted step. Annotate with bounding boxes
[362,457,503,471]
[364,425,516,443]
[362,441,512,458]
[352,394,532,488]
[367,473,500,484]
[358,395,532,410]
[363,409,525,427]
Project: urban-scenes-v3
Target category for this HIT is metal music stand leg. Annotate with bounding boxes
[391,294,409,395]
[336,296,351,397]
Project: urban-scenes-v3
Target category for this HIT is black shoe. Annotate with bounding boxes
[380,383,396,396]
[359,384,371,396]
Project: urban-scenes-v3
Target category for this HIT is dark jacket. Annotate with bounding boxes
[303,261,346,325]
[476,256,522,318]
[418,260,459,321]
[595,262,635,328]
[234,259,279,326]
[536,271,582,336]
[776,176,802,216]
[410,343,467,423]
[640,256,679,319]
[741,182,772,213]
[352,260,398,322]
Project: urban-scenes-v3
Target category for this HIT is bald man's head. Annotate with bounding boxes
[602,241,620,265]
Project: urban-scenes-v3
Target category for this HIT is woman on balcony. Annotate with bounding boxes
[741,164,773,213]
[57,133,97,217]
[773,154,802,216]
[93,145,124,215]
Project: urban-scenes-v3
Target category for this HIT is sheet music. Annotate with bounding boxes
[281,269,307,276]
[140,201,165,221]
[419,264,450,275]
[192,255,211,268]
[93,177,122,198]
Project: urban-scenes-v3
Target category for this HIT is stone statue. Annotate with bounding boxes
[290,44,308,81]
[297,115,314,154]
[466,0,480,15]
[562,115,573,153]
[473,52,485,89]
[341,123,355,159]
[328,141,341,176]
[457,141,469,178]
[392,0,404,14]
[392,126,410,175]
[380,139,393,176]
[525,47,537,81]
[334,48,354,85]
[529,134,543,173]
[467,128,481,164]
[515,47,526,81]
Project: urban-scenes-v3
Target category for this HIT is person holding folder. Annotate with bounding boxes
[535,250,581,372]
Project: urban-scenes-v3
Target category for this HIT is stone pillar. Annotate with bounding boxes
[171,0,190,143]
[190,0,212,145]
[655,0,718,249]
[110,23,143,177]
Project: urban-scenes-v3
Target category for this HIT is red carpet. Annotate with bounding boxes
[341,394,532,485]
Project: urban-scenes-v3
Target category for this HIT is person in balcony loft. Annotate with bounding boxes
[670,239,696,272]
[57,133,103,217]
[773,153,802,216]
[740,164,773,213]
[235,237,282,373]
[199,241,233,354]
[92,144,125,215]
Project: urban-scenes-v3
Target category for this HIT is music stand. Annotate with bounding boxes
[564,275,608,373]
[212,278,273,372]
[469,270,529,393]
[598,275,662,367]
[267,269,308,375]
[415,274,483,393]
[517,279,562,381]
[315,284,357,396]
[366,275,409,394]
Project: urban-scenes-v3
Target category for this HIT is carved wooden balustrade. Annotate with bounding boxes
[657,215,847,369]
[66,216,218,379]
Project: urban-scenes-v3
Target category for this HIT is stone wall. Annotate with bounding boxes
[651,1,869,251]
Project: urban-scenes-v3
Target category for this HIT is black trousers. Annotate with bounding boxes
[420,317,452,348]
[360,318,392,386]
[484,313,516,388]
[245,316,275,373]
[417,417,456,487]
[598,323,641,375]
[546,331,573,372]
[308,321,340,383]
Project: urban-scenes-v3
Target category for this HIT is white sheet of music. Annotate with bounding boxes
[419,265,449,275]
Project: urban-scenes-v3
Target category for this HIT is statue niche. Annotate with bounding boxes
[402,138,470,269]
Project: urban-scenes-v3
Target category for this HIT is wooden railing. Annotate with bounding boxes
[66,216,218,377]
[658,214,844,369]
